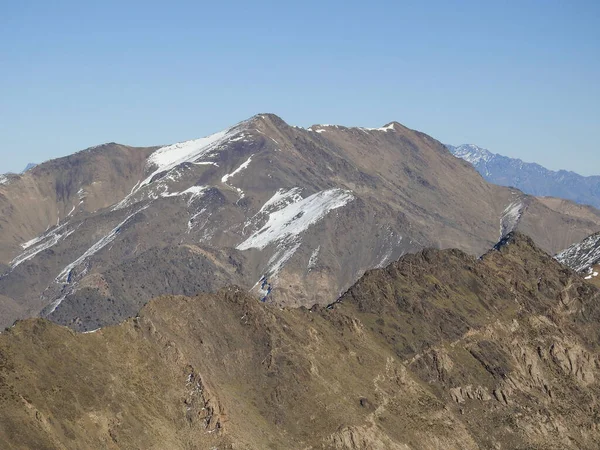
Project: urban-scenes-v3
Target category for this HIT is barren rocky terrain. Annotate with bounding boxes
[2,233,600,449]
[1,114,599,331]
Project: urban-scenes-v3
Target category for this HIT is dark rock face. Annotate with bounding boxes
[2,233,600,448]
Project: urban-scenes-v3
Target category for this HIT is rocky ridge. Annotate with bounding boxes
[2,233,600,448]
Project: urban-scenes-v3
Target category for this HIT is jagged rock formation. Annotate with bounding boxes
[1,233,600,449]
[447,143,600,209]
[2,114,600,331]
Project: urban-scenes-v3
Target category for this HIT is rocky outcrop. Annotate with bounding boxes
[2,233,600,448]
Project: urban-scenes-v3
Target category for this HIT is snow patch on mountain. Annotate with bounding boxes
[308,246,320,271]
[584,269,599,280]
[555,232,600,273]
[364,123,397,132]
[259,188,304,214]
[266,242,302,276]
[188,207,208,231]
[20,223,67,250]
[238,189,354,251]
[55,205,150,284]
[12,223,78,269]
[309,123,396,134]
[145,130,230,186]
[113,121,252,210]
[221,155,253,198]
[158,185,208,205]
[238,188,354,276]
[0,175,8,185]
[500,200,524,238]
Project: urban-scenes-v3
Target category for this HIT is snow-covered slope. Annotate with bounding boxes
[238,188,354,276]
[448,144,494,167]
[555,232,600,273]
[238,188,354,251]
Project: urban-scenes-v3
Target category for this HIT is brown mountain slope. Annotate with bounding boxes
[0,142,157,262]
[2,114,600,331]
[2,233,600,449]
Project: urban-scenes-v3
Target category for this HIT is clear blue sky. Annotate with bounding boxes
[1,1,598,175]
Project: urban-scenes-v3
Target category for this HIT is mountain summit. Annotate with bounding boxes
[1,114,600,331]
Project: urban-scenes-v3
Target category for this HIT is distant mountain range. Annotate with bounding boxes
[22,162,37,172]
[446,144,600,209]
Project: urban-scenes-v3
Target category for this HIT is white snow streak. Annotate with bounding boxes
[307,246,320,271]
[500,200,524,238]
[55,205,149,284]
[47,295,66,314]
[12,224,77,269]
[221,155,253,184]
[219,155,253,199]
[266,242,302,276]
[160,185,208,205]
[364,123,397,132]
[258,188,304,214]
[237,188,354,251]
[188,207,208,231]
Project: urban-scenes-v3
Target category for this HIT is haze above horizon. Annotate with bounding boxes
[1,1,598,175]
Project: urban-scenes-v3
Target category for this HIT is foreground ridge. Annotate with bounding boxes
[2,233,600,449]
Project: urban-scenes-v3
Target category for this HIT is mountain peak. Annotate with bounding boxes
[447,144,495,165]
[247,113,289,129]
[22,163,37,173]
[493,231,537,252]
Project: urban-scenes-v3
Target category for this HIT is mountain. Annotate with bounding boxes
[447,144,600,208]
[22,163,37,173]
[0,164,41,188]
[2,114,600,331]
[556,231,600,288]
[2,232,600,449]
